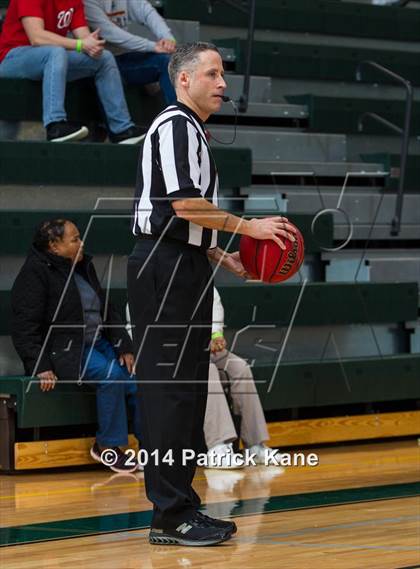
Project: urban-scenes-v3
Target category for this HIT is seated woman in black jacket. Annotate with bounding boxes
[11,218,140,473]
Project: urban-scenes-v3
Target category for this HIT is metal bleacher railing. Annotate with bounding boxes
[356,60,413,237]
[206,0,256,113]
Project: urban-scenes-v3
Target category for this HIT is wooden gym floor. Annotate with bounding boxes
[0,439,419,569]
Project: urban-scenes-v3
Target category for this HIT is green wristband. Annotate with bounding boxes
[76,39,83,53]
[211,331,224,340]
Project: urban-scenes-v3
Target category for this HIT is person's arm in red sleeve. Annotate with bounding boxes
[70,0,88,30]
[21,17,81,49]
[21,0,105,58]
[17,0,44,20]
[18,0,75,48]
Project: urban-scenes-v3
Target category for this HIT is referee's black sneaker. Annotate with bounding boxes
[196,511,237,535]
[109,125,147,145]
[46,121,89,142]
[149,514,233,546]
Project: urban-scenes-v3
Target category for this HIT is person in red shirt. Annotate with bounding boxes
[0,0,145,143]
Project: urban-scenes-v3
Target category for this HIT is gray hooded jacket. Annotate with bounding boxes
[84,0,174,54]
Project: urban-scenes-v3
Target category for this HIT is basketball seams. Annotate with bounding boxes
[269,228,304,283]
[269,242,286,283]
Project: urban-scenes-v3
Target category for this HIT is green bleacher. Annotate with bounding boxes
[254,354,420,410]
[219,282,418,328]
[214,38,420,84]
[0,78,164,126]
[5,0,420,43]
[361,153,420,192]
[0,142,252,188]
[0,209,334,256]
[1,278,418,431]
[0,210,330,255]
[3,354,419,431]
[286,94,420,136]
[163,0,420,42]
[2,281,416,337]
[0,376,97,430]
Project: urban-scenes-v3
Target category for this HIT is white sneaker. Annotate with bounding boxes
[206,443,245,469]
[109,125,147,145]
[247,443,285,471]
[204,469,245,492]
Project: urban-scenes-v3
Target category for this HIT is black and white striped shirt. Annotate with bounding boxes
[132,102,219,250]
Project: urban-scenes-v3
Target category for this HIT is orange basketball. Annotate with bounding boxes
[240,225,304,283]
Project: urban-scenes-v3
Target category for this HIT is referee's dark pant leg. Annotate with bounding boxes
[127,239,213,528]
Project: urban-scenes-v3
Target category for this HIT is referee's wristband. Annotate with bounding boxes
[211,331,224,340]
[76,39,83,53]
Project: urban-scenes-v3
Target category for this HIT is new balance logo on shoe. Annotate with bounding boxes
[176,522,193,535]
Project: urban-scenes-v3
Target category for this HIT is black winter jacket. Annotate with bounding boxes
[11,246,132,379]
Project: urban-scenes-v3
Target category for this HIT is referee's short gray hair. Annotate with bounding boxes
[168,42,221,87]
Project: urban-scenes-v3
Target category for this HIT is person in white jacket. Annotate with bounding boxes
[84,0,176,103]
[205,288,283,469]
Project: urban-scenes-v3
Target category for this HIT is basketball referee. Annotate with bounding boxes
[127,42,296,546]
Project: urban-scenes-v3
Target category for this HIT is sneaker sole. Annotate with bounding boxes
[109,463,138,474]
[89,447,138,473]
[50,126,89,143]
[117,134,146,145]
[149,531,232,547]
[90,447,101,463]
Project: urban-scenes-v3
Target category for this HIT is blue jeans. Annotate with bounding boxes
[0,46,134,132]
[116,52,176,105]
[82,336,140,447]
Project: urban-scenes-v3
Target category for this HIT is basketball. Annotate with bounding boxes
[239,224,305,283]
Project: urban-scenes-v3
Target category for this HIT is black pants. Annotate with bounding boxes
[127,238,213,527]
